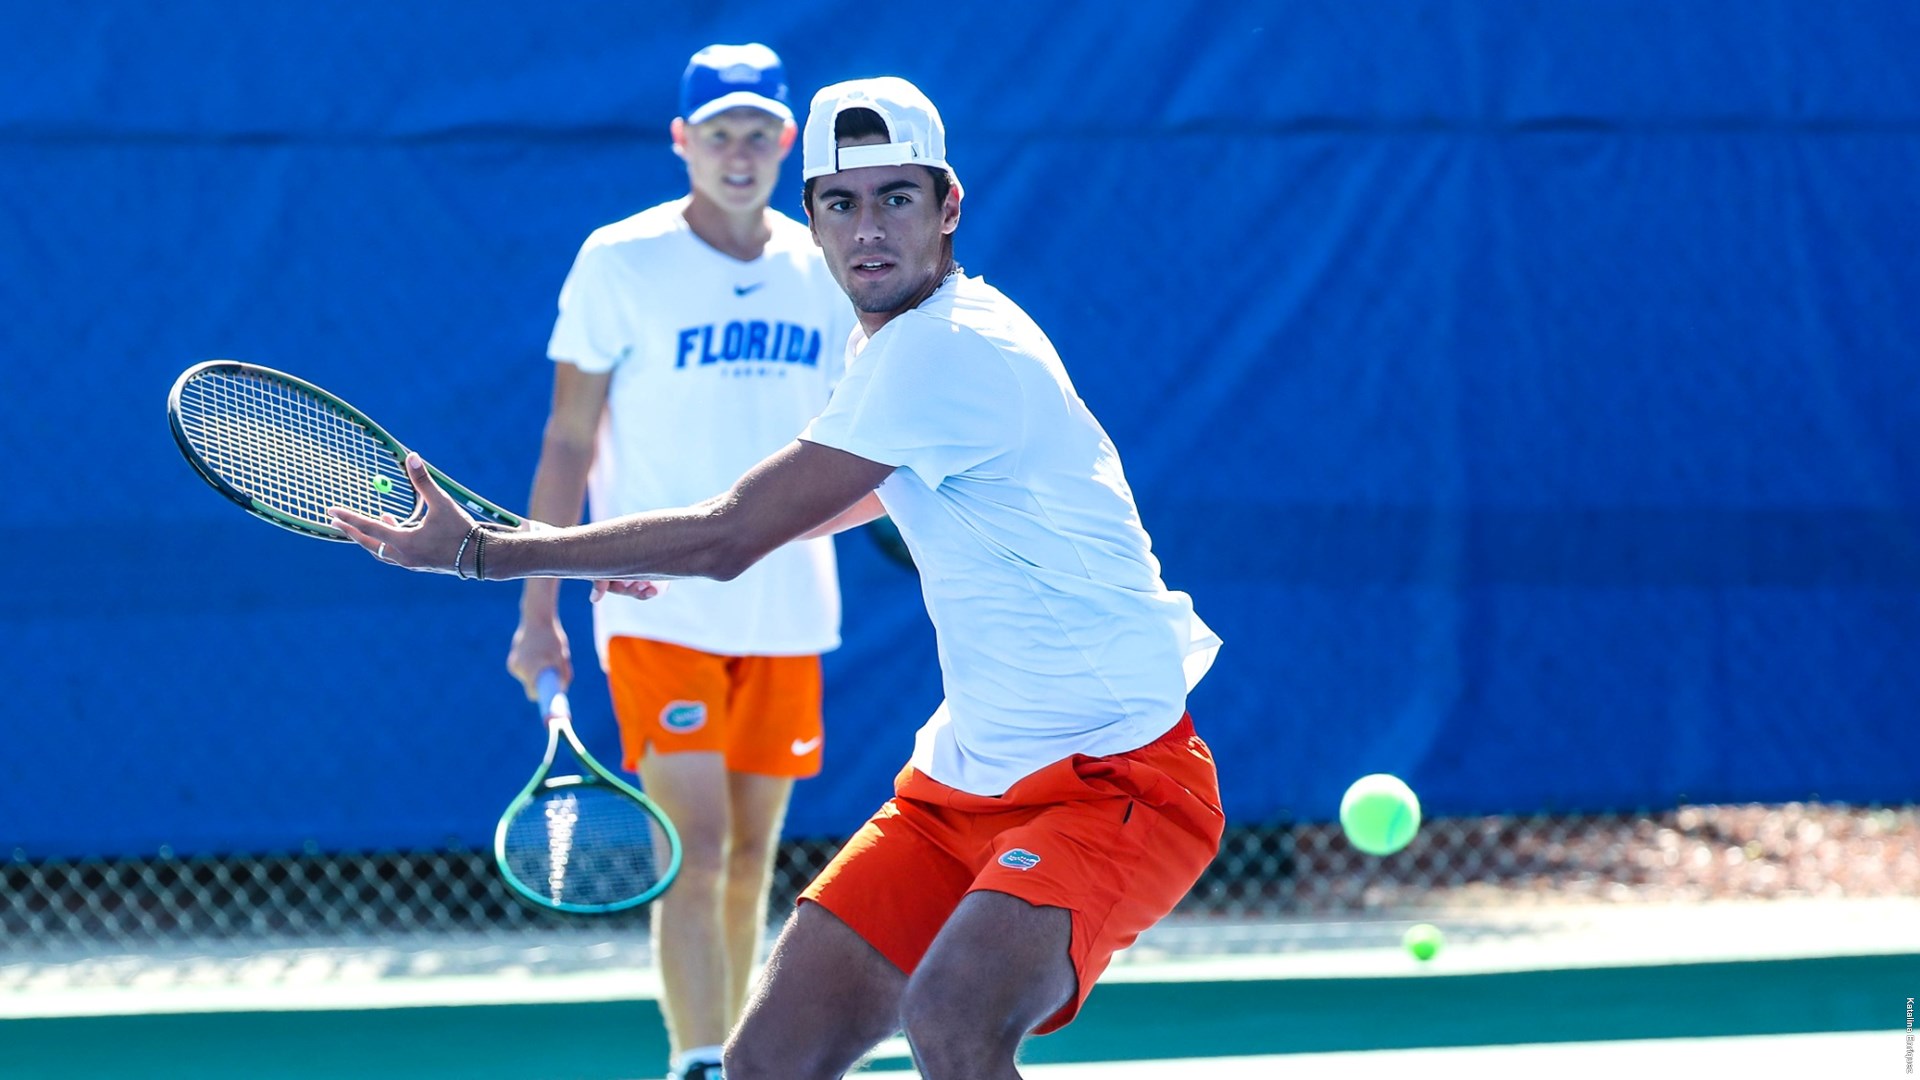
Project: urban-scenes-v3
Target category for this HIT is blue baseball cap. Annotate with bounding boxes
[680,43,792,124]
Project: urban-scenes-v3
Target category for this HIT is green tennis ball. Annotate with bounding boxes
[1339,773,1421,855]
[1403,922,1443,961]
[372,475,394,494]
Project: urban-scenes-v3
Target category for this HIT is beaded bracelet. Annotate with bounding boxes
[454,524,481,580]
[474,526,490,582]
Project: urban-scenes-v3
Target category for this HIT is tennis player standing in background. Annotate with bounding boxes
[505,43,854,1080]
[338,75,1221,1080]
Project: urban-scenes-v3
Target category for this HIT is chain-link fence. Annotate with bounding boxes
[7,803,1915,958]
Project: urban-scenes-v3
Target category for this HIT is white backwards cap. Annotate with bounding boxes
[801,76,955,184]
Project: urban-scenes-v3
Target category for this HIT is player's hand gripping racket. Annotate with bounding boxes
[167,360,521,541]
[493,670,682,914]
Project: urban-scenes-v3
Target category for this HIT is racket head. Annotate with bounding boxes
[493,675,682,914]
[167,360,520,540]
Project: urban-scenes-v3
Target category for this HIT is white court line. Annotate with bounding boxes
[1011,1031,1893,1078]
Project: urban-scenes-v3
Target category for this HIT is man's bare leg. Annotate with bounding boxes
[724,902,906,1079]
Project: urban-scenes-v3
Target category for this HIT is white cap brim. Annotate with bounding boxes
[686,91,793,125]
[827,141,948,173]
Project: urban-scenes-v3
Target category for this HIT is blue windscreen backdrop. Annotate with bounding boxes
[3,2,1916,860]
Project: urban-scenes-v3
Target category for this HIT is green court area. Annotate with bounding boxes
[5,953,1909,1078]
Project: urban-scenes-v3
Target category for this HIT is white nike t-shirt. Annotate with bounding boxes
[800,273,1221,796]
[548,199,856,659]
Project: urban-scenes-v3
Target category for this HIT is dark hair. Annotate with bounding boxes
[802,107,954,211]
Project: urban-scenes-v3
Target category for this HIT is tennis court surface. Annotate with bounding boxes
[6,897,1912,1077]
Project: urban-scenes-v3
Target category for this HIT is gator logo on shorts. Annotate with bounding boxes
[998,848,1042,871]
[660,701,707,733]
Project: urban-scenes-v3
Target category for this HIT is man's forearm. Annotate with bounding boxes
[489,497,752,583]
[468,439,892,585]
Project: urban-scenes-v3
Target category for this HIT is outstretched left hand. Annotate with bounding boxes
[329,452,476,573]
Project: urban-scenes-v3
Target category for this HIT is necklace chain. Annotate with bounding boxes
[913,262,963,311]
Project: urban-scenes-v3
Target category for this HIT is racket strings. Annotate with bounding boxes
[177,371,413,528]
[501,785,665,907]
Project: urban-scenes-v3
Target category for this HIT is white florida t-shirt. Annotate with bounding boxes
[800,272,1221,796]
[548,199,857,660]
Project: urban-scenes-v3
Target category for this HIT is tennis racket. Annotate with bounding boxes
[167,359,522,541]
[493,669,682,914]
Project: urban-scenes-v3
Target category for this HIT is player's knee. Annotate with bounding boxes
[723,1030,833,1080]
[720,1035,772,1079]
[664,843,725,900]
[725,829,778,877]
[897,976,1021,1069]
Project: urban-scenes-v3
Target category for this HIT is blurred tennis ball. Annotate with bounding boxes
[1403,922,1442,961]
[1339,773,1421,855]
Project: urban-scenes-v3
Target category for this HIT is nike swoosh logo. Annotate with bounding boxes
[790,736,822,755]
[734,282,765,296]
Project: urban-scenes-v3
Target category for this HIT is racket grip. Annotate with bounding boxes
[535,668,570,721]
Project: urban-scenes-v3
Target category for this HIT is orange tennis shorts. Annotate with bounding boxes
[604,636,823,778]
[799,713,1224,1034]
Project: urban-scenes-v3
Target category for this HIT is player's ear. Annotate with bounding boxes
[779,120,798,152]
[670,117,689,160]
[941,178,962,236]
